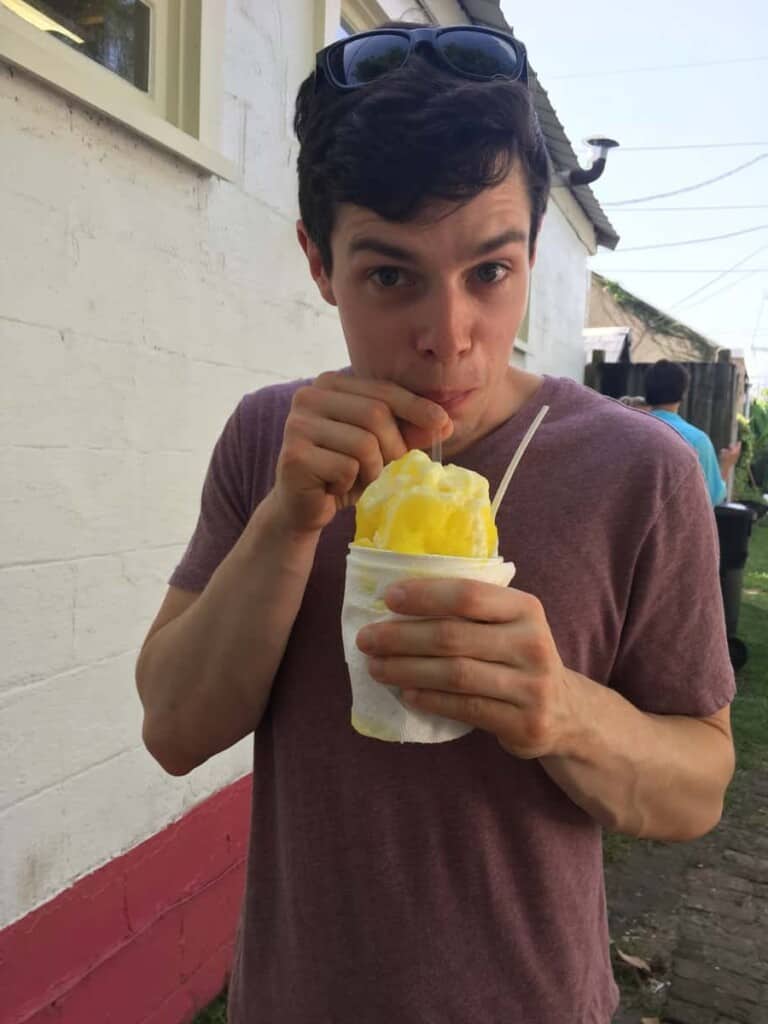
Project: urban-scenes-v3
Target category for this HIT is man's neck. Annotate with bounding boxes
[651,402,681,414]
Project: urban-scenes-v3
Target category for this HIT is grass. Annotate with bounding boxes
[192,993,227,1024]
[730,518,768,771]
[192,526,768,1024]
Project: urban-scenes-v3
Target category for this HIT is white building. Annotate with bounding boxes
[0,1,616,1018]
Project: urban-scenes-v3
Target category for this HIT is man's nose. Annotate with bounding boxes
[415,284,473,360]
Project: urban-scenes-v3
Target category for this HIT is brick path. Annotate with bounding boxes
[663,772,768,1024]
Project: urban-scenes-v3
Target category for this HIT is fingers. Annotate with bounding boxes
[357,617,516,664]
[314,371,451,437]
[277,438,360,500]
[367,654,525,705]
[383,579,540,625]
[294,384,407,465]
[285,413,385,489]
[274,371,455,533]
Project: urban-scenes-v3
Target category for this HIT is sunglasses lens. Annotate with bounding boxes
[437,30,524,79]
[329,32,410,86]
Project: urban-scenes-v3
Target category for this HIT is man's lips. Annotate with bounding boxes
[419,389,475,411]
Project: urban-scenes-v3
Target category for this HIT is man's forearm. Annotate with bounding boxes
[540,671,735,841]
[136,492,320,775]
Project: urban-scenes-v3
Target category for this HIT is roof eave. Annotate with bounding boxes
[458,1,619,250]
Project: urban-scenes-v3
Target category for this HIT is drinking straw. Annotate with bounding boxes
[490,405,549,519]
[431,363,444,463]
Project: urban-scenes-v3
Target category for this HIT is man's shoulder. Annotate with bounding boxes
[513,377,702,514]
[651,410,715,455]
[547,377,699,465]
[234,377,311,448]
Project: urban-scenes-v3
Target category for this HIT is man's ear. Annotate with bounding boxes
[296,220,337,306]
[529,238,538,270]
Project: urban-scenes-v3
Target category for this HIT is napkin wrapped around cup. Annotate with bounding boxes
[341,544,516,743]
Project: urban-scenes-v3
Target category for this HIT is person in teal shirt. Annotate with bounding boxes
[644,360,740,505]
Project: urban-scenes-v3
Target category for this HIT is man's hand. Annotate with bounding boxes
[355,578,578,759]
[270,372,452,535]
[718,441,742,477]
[356,577,735,842]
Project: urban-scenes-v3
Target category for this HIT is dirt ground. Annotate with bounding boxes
[606,766,768,1023]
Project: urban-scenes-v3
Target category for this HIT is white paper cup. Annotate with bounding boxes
[341,545,516,743]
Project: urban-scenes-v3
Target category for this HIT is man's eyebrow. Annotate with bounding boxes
[347,237,418,263]
[347,228,528,263]
[472,228,528,256]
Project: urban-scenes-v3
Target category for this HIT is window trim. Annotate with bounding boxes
[0,0,237,181]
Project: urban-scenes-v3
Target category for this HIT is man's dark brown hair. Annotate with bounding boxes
[293,21,551,272]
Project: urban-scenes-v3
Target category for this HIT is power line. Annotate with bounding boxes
[608,205,768,212]
[753,293,768,348]
[675,271,756,313]
[593,269,768,273]
[670,244,768,309]
[548,55,768,79]
[700,328,768,334]
[616,143,768,152]
[603,154,768,206]
[619,225,768,252]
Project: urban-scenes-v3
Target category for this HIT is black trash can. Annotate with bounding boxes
[714,503,755,669]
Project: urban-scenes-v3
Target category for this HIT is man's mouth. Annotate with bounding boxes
[419,389,475,413]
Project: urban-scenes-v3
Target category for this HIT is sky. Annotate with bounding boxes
[500,0,768,393]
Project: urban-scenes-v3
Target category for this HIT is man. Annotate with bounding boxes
[136,24,735,1024]
[645,358,741,505]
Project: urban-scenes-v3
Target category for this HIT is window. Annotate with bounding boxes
[0,0,234,178]
[2,1,153,90]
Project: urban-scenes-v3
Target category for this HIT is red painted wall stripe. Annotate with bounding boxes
[1,774,252,1024]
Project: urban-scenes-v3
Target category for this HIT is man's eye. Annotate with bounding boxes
[475,263,509,284]
[370,267,407,288]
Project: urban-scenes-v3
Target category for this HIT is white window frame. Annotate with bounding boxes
[0,0,235,180]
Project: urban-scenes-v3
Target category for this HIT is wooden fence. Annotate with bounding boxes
[584,352,739,453]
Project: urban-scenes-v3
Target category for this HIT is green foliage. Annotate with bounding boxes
[193,994,227,1024]
[734,395,768,498]
[596,273,717,358]
[731,522,768,769]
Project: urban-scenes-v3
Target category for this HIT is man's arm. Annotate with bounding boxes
[537,679,734,840]
[697,435,728,505]
[137,374,451,775]
[356,580,735,842]
[717,441,742,502]
[136,493,320,775]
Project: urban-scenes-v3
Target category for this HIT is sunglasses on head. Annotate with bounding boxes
[315,25,528,92]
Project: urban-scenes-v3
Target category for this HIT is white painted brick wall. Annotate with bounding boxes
[0,0,347,928]
[527,197,595,382]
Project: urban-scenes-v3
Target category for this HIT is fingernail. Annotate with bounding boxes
[356,627,374,652]
[385,585,407,609]
[428,405,447,422]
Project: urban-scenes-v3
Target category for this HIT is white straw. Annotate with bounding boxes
[490,405,549,519]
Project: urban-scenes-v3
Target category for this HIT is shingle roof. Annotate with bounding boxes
[457,0,620,249]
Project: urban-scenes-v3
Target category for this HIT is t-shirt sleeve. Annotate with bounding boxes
[169,402,249,592]
[609,461,736,717]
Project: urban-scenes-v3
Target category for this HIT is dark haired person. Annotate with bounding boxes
[136,26,735,1023]
[645,359,741,505]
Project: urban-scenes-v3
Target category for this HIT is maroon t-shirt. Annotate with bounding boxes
[170,375,735,1023]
